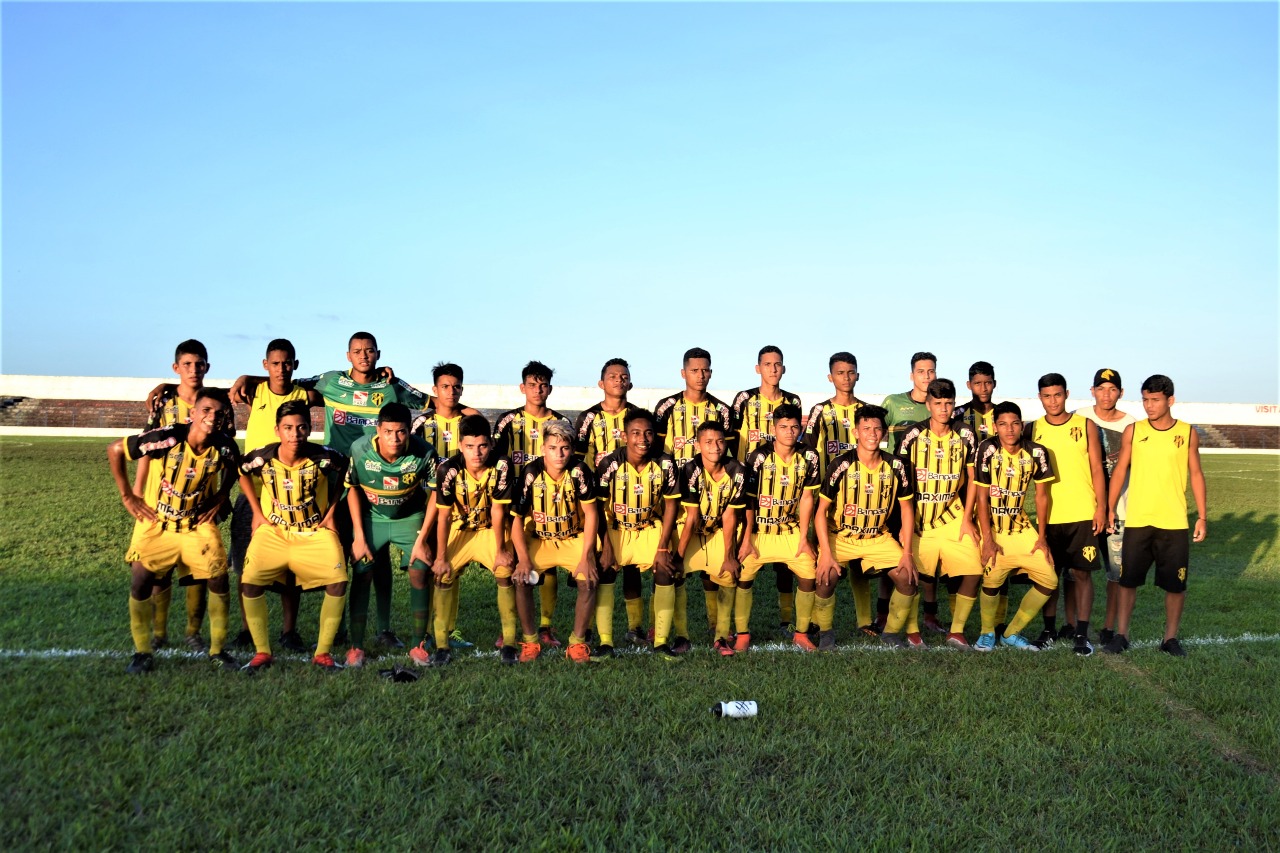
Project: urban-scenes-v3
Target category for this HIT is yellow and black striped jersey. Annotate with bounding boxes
[897,422,977,533]
[679,456,747,535]
[436,455,515,532]
[240,443,348,533]
[412,411,464,460]
[573,402,640,471]
[654,392,735,463]
[974,438,1055,535]
[513,457,596,539]
[123,424,241,531]
[731,387,802,463]
[493,408,571,479]
[145,389,236,437]
[743,445,821,532]
[819,450,912,539]
[594,449,680,530]
[1029,413,1097,525]
[953,402,996,446]
[803,398,867,477]
[1126,419,1193,530]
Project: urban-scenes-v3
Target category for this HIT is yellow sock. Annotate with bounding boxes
[653,584,676,646]
[715,585,734,641]
[450,578,462,633]
[673,585,689,639]
[594,583,615,646]
[906,594,920,634]
[185,584,206,638]
[497,584,518,647]
[539,571,558,628]
[1007,588,1052,636]
[947,591,957,621]
[778,590,794,624]
[794,589,816,633]
[996,591,1010,625]
[950,594,976,634]
[734,587,754,634]
[569,632,586,645]
[129,597,154,653]
[814,593,836,631]
[704,588,719,631]
[980,591,1000,634]
[850,575,872,628]
[316,592,346,655]
[886,590,912,634]
[625,595,644,631]
[434,585,455,650]
[207,592,229,655]
[151,586,172,641]
[243,595,271,654]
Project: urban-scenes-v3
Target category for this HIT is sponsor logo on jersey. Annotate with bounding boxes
[184,467,197,479]
[333,410,348,425]
[353,391,369,407]
[282,478,294,490]
[337,375,355,387]
[759,496,773,508]
[383,476,399,489]
[364,459,381,471]
[532,511,547,524]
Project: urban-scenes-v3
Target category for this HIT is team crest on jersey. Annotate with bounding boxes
[1174,435,1185,448]
[370,392,385,407]
[353,391,369,406]
[1070,427,1083,441]
[1082,545,1097,563]
[403,472,417,486]
[364,459,381,472]
[383,476,399,489]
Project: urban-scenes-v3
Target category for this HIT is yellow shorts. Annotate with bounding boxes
[528,535,593,581]
[681,528,734,587]
[125,521,227,580]
[983,529,1059,590]
[742,528,816,581]
[243,525,347,590]
[606,526,671,571]
[913,515,982,578]
[827,531,904,575]
[445,527,511,580]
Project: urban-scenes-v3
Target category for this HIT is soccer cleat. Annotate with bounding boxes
[279,630,309,653]
[818,630,837,652]
[493,635,504,651]
[623,628,648,647]
[946,632,971,651]
[590,643,615,662]
[880,633,907,649]
[126,652,155,674]
[209,651,238,671]
[1098,628,1116,646]
[653,644,681,661]
[375,630,405,650]
[185,634,207,653]
[906,632,925,648]
[1103,634,1131,655]
[713,638,735,657]
[1160,638,1187,657]
[1032,629,1056,650]
[430,648,453,667]
[151,635,169,650]
[448,629,475,650]
[872,614,887,632]
[793,631,818,652]
[1074,636,1095,657]
[670,636,692,655]
[312,652,343,672]
[732,632,752,652]
[565,642,591,663]
[1057,623,1077,641]
[345,648,366,668]
[858,623,882,638]
[974,632,997,652]
[778,622,795,640]
[922,614,947,635]
[538,627,562,648]
[231,629,255,651]
[519,641,542,663]
[242,652,273,673]
[1000,633,1038,651]
[499,645,519,665]
[408,642,432,667]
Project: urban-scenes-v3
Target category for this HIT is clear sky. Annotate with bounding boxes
[3,2,1276,403]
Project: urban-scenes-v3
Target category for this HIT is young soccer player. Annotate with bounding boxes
[574,358,639,471]
[952,361,998,443]
[494,361,572,647]
[890,379,982,649]
[346,403,438,668]
[237,401,350,672]
[510,421,601,663]
[675,421,747,656]
[972,402,1059,651]
[428,414,537,666]
[738,404,822,650]
[1030,373,1108,655]
[412,362,480,460]
[1103,375,1207,657]
[108,389,241,673]
[595,409,682,659]
[814,406,915,649]
[1079,369,1137,646]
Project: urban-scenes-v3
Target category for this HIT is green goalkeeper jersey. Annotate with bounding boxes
[302,371,431,456]
[345,434,438,521]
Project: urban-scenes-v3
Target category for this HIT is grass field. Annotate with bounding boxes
[1,438,1277,849]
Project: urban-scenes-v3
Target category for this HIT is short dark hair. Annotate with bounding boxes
[773,403,802,424]
[854,404,887,430]
[910,351,937,370]
[175,339,208,362]
[1038,373,1068,392]
[433,362,463,383]
[600,358,629,379]
[969,361,995,380]
[348,332,377,349]
[683,347,711,365]
[265,338,296,360]
[696,420,726,437]
[522,361,554,383]
[276,399,310,424]
[377,402,411,427]
[459,413,492,439]
[993,401,1022,420]
[927,378,956,400]
[758,345,783,362]
[623,408,656,430]
[829,352,858,371]
[1141,375,1176,397]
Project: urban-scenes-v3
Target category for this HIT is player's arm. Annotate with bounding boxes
[676,503,699,559]
[347,483,373,564]
[796,488,818,559]
[1188,428,1208,542]
[145,383,175,413]
[1107,425,1135,532]
[577,497,600,588]
[896,496,917,582]
[976,486,997,567]
[1086,420,1108,534]
[652,496,680,575]
[229,375,265,405]
[1032,479,1053,566]
[416,495,444,574]
[738,507,757,562]
[959,469,980,544]
[490,501,513,567]
[719,505,742,581]
[814,495,840,584]
[107,438,156,522]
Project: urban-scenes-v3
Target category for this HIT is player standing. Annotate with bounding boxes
[574,358,638,471]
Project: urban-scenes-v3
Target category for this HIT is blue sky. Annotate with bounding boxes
[3,2,1276,403]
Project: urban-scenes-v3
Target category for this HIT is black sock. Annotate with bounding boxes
[876,597,890,616]
[1076,620,1090,638]
[923,600,938,616]
[1044,615,1057,633]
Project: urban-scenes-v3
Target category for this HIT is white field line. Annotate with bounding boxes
[2,632,1278,661]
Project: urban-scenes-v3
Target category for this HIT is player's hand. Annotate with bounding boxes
[145,383,171,412]
[1031,536,1053,568]
[196,499,224,526]
[980,538,1001,569]
[1091,507,1106,536]
[250,511,268,533]
[652,549,675,575]
[719,553,741,581]
[959,518,980,545]
[1107,510,1118,535]
[410,540,433,569]
[229,375,251,405]
[737,538,757,563]
[1193,518,1207,542]
[432,558,454,583]
[512,560,534,585]
[797,538,817,561]
[380,366,396,382]
[579,557,599,589]
[599,543,616,572]
[892,555,918,588]
[351,536,374,565]
[494,546,515,569]
[816,550,842,586]
[121,493,156,523]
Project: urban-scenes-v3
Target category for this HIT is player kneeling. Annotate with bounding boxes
[973,402,1059,651]
[108,389,241,673]
[238,401,350,672]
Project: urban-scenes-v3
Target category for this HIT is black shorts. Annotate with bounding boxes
[1120,526,1189,593]
[1046,521,1102,574]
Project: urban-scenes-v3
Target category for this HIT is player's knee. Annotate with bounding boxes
[701,576,717,591]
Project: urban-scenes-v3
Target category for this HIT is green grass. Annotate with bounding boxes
[2,439,1278,848]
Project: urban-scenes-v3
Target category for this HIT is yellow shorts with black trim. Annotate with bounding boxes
[243,525,347,590]
[741,528,816,581]
[982,529,1058,590]
[606,526,672,572]
[125,521,227,580]
[529,535,593,581]
[827,531,904,575]
[445,526,512,581]
[681,528,734,587]
[913,515,982,578]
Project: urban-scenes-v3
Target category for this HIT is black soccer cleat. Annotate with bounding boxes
[499,645,519,666]
[278,630,309,653]
[375,630,406,650]
[1160,638,1187,657]
[126,652,155,674]
[1073,636,1094,657]
[1032,629,1056,650]
[430,648,452,667]
[590,643,615,662]
[1102,634,1130,655]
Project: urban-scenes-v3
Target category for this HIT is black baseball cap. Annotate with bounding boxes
[1093,368,1122,388]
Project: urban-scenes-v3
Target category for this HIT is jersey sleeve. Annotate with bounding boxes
[322,448,349,497]
[660,456,680,499]
[492,458,515,504]
[802,403,826,448]
[512,466,536,516]
[123,424,185,462]
[897,424,922,460]
[570,462,596,504]
[654,394,677,438]
[1030,443,1056,483]
[423,451,439,491]
[802,450,821,489]
[960,427,978,467]
[679,460,702,507]
[727,466,747,509]
[743,450,763,501]
[436,460,459,507]
[731,390,752,422]
[492,410,516,456]
[572,408,596,456]
[820,455,851,503]
[891,458,913,500]
[594,455,619,501]
[974,439,997,487]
